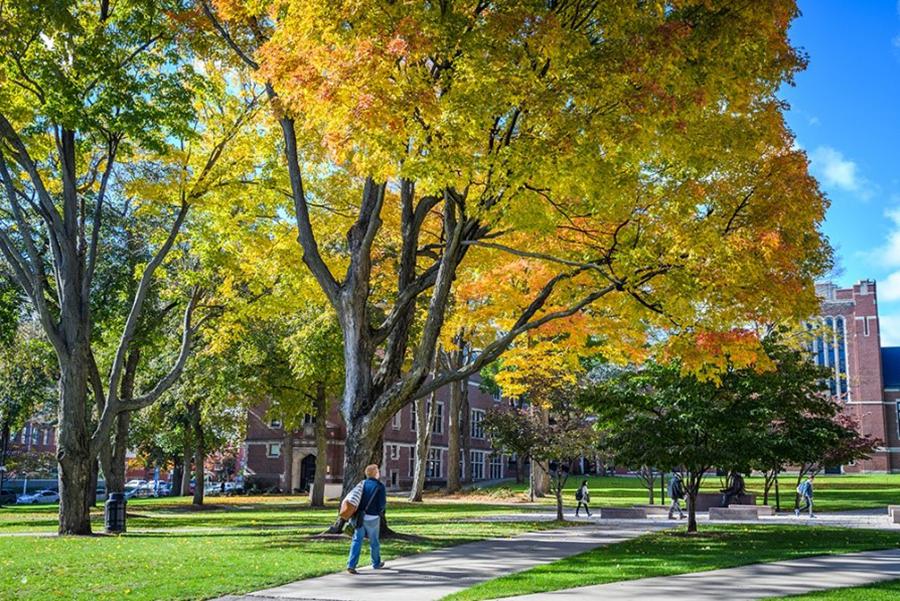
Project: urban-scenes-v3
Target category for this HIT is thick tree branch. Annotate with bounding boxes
[105,200,189,403]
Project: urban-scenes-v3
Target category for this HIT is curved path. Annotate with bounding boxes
[214,522,670,601]
[495,548,900,601]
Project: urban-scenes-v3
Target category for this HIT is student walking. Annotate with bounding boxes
[575,479,591,517]
[347,464,387,574]
[795,474,816,518]
[667,473,686,519]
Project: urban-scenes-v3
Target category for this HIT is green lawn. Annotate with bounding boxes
[0,497,553,601]
[444,525,900,601]
[477,473,900,512]
[768,580,900,600]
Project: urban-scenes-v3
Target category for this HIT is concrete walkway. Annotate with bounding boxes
[494,548,900,600]
[214,522,670,601]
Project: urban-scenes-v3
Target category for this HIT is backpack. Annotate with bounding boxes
[339,480,365,520]
[575,487,583,501]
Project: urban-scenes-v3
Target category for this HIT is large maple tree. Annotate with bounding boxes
[199,0,829,506]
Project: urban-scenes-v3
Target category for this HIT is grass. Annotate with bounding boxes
[475,473,900,513]
[0,496,554,601]
[767,580,900,600]
[443,525,900,601]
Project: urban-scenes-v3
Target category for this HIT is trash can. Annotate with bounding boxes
[104,492,126,534]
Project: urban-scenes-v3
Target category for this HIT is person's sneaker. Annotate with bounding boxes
[347,568,359,575]
[679,515,686,519]
[809,514,817,519]
[373,562,386,569]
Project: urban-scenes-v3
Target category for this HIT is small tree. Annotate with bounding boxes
[586,360,762,533]
[486,396,598,520]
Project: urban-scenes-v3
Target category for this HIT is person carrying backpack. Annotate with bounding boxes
[575,480,591,517]
[346,464,387,574]
[667,472,686,520]
[795,474,816,518]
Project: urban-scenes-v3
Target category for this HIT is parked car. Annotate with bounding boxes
[0,489,17,504]
[95,488,107,502]
[124,479,147,489]
[16,489,60,504]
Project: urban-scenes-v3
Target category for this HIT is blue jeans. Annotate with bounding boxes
[347,515,381,569]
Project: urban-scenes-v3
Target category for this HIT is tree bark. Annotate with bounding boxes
[86,458,99,509]
[447,379,463,493]
[191,401,205,505]
[57,350,93,535]
[180,431,192,496]
[0,421,8,507]
[310,385,328,507]
[775,473,781,511]
[409,390,437,502]
[461,380,471,485]
[685,470,704,534]
[282,430,294,494]
[531,408,550,497]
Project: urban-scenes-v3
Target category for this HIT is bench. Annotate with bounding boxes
[689,492,756,512]
[632,504,671,516]
[729,503,774,516]
[709,507,760,521]
[599,507,648,519]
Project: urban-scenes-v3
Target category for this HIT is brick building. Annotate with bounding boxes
[815,280,900,472]
[242,377,520,493]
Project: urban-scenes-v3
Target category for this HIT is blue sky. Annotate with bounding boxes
[780,1,900,344]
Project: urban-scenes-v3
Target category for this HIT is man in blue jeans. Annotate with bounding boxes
[347,464,387,574]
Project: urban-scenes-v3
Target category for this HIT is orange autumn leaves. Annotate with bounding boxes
[199,0,831,386]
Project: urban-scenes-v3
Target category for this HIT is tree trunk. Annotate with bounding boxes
[409,390,437,502]
[775,473,781,511]
[282,430,294,494]
[100,410,130,495]
[446,378,463,494]
[311,385,328,507]
[531,408,550,497]
[461,387,471,484]
[686,471,703,534]
[104,349,139,495]
[191,402,205,506]
[0,421,8,508]
[85,458,99,509]
[180,431,192,496]
[57,355,93,535]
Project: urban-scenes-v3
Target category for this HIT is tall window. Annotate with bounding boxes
[303,413,316,425]
[470,409,485,439]
[426,448,442,478]
[268,419,282,429]
[266,443,282,458]
[432,402,444,434]
[410,404,417,431]
[392,411,401,430]
[810,316,851,402]
[489,454,503,479]
[470,450,485,480]
[390,444,399,460]
[408,449,416,477]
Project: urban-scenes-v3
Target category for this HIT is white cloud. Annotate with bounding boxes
[879,272,900,301]
[809,146,870,197]
[860,206,900,267]
[879,313,900,346]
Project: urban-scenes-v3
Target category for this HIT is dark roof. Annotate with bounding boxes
[882,347,900,389]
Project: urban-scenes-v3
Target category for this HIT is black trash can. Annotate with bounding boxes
[105,492,127,534]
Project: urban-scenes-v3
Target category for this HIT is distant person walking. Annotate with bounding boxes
[667,473,686,520]
[347,464,387,574]
[575,479,591,517]
[795,474,816,518]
